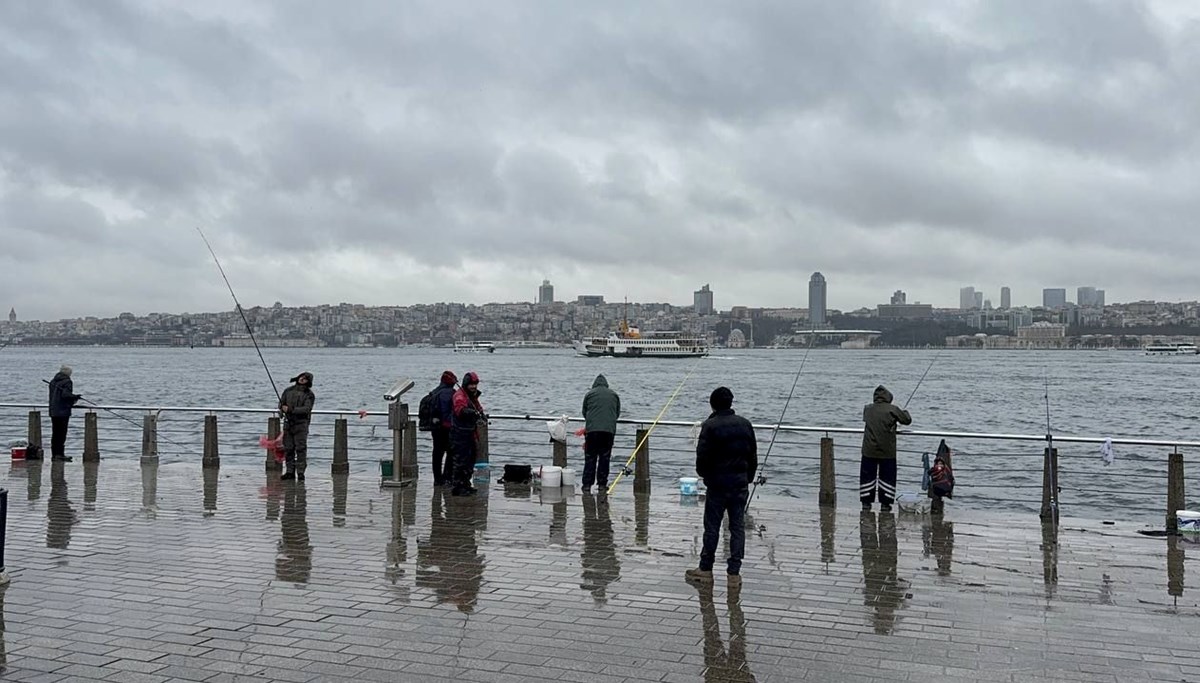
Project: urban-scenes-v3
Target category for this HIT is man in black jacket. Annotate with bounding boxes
[686,387,757,588]
[430,370,458,486]
[280,372,315,481]
[48,365,81,462]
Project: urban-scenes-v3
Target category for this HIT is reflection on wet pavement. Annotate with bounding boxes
[45,461,74,550]
[275,481,311,584]
[696,583,755,682]
[580,492,620,604]
[859,511,907,635]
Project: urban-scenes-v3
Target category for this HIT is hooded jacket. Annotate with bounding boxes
[434,372,457,429]
[281,374,315,424]
[48,371,80,418]
[582,374,621,434]
[452,372,485,433]
[695,408,758,488]
[861,386,912,459]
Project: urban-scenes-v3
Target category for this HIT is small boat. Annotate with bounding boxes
[454,341,496,353]
[1144,343,1199,356]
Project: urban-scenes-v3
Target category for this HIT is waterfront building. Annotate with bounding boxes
[1000,287,1011,309]
[1043,288,1067,310]
[959,286,976,310]
[808,273,827,325]
[693,284,714,316]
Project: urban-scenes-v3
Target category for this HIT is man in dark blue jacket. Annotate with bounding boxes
[430,370,457,486]
[48,365,81,462]
[686,387,757,588]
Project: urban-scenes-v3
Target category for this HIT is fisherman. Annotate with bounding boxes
[431,370,458,486]
[581,374,620,492]
[686,387,757,588]
[449,372,485,496]
[47,365,82,462]
[279,372,315,481]
[860,385,912,512]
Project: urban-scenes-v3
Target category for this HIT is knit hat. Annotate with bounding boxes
[709,386,734,411]
[59,365,72,377]
[441,370,458,385]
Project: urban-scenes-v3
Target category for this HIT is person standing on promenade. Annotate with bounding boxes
[686,387,757,588]
[48,365,81,462]
[279,371,315,481]
[450,372,485,496]
[430,370,458,486]
[581,374,620,492]
[860,385,912,512]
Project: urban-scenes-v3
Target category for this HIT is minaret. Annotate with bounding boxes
[7,308,14,323]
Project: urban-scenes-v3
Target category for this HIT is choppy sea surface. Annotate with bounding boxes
[2,346,1197,521]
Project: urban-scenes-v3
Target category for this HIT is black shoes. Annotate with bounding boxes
[862,502,872,511]
[880,503,892,513]
[52,456,73,463]
[281,471,296,481]
[297,472,305,481]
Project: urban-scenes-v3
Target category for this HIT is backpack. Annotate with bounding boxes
[417,388,439,432]
[929,457,954,499]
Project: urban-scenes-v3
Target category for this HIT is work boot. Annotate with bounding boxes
[880,503,892,513]
[52,456,73,463]
[281,471,296,481]
[861,501,872,511]
[685,568,714,585]
[727,573,743,590]
[297,472,305,482]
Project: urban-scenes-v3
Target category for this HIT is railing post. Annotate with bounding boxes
[634,427,651,494]
[402,415,418,482]
[0,487,8,585]
[819,436,836,507]
[27,411,42,452]
[265,417,282,471]
[332,418,349,474]
[552,439,567,468]
[476,420,490,467]
[141,414,158,460]
[1167,450,1184,531]
[1040,447,1059,523]
[202,414,219,468]
[82,411,99,462]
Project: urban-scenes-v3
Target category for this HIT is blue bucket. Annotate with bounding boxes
[679,477,699,495]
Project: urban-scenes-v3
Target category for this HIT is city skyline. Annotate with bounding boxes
[4,3,1200,320]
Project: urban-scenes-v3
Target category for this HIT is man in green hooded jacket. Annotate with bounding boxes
[582,374,620,491]
[860,385,911,511]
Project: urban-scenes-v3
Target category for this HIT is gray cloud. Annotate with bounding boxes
[2,0,1198,320]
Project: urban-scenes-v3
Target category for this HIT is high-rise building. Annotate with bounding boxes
[959,286,976,310]
[974,291,984,310]
[1077,286,1098,307]
[1096,289,1105,308]
[890,290,906,305]
[1043,288,1067,309]
[808,273,827,325]
[1000,287,1011,310]
[538,279,554,304]
[693,284,715,316]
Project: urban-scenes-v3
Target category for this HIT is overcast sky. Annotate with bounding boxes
[2,1,1198,320]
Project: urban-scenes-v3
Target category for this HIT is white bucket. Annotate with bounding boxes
[679,477,699,495]
[540,466,562,488]
[1178,510,1200,532]
[560,468,576,487]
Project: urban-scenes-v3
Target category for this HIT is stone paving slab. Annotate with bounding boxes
[0,459,1198,682]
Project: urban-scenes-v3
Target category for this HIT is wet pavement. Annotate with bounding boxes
[0,459,1197,682]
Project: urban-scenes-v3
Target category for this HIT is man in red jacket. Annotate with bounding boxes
[449,372,485,496]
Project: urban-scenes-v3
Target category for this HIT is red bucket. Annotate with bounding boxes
[11,446,27,460]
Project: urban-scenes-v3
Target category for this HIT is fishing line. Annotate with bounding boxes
[42,379,191,451]
[745,327,817,512]
[902,349,942,410]
[196,226,281,403]
[606,357,705,495]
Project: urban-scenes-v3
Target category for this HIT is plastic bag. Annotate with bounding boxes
[687,421,702,449]
[546,415,570,443]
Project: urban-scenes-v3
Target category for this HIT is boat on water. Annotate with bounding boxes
[574,320,708,358]
[1144,343,1199,355]
[454,341,496,353]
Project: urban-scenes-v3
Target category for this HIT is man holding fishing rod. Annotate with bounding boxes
[279,372,315,481]
[860,385,912,512]
[47,365,82,462]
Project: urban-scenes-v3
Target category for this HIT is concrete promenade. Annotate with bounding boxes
[0,460,1196,682]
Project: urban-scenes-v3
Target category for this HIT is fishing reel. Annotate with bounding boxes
[620,466,634,477]
[754,475,767,486]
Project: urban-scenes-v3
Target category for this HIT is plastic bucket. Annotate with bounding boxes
[540,466,562,488]
[11,447,26,460]
[1178,510,1200,532]
[560,468,576,487]
[679,477,699,495]
[379,459,393,478]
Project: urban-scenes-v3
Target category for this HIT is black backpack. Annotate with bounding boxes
[417,389,439,432]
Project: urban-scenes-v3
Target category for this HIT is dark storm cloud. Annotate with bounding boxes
[1,0,1197,319]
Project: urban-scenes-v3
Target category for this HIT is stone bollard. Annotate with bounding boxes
[83,412,100,462]
[382,401,411,488]
[402,417,418,482]
[634,428,651,494]
[552,439,567,468]
[27,411,43,451]
[476,420,490,466]
[818,436,836,507]
[202,414,219,468]
[1039,447,1059,522]
[1167,450,1185,531]
[141,414,158,461]
[332,418,349,474]
[265,417,282,471]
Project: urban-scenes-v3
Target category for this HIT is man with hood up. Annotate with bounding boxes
[280,372,315,481]
[48,365,82,462]
[581,374,621,492]
[450,371,485,496]
[860,385,912,511]
[430,370,458,486]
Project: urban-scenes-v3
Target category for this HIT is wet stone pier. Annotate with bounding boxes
[0,460,1197,683]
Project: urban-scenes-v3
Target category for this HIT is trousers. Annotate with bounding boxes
[699,485,749,574]
[582,431,615,489]
[283,419,309,474]
[859,457,897,505]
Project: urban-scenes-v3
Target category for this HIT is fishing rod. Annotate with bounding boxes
[745,327,818,512]
[41,379,191,451]
[902,349,942,410]
[196,226,282,404]
[606,357,706,495]
[1043,372,1059,520]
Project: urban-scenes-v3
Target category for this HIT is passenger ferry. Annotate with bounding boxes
[574,321,708,358]
[1144,343,1199,355]
[453,341,496,353]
